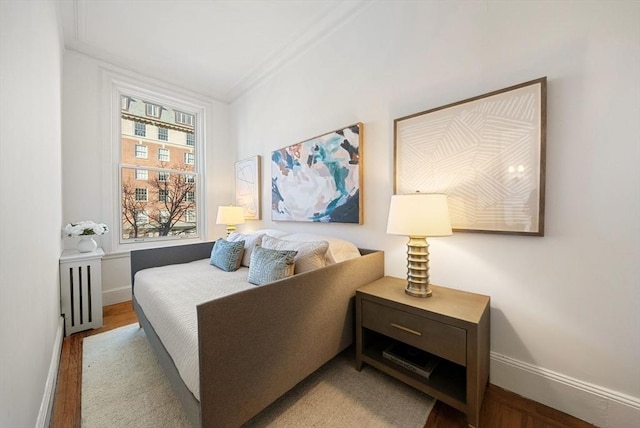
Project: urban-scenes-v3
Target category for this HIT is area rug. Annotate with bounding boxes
[82,324,434,427]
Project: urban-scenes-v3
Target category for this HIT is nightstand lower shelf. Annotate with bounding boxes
[359,329,467,412]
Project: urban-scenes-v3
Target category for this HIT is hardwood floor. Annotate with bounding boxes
[51,301,138,428]
[51,302,594,428]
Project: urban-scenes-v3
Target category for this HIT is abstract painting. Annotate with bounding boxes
[394,77,546,235]
[235,155,261,220]
[272,123,363,223]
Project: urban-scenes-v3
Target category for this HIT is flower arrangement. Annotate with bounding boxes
[64,221,109,237]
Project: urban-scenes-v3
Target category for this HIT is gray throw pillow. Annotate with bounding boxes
[210,238,245,272]
[247,246,297,285]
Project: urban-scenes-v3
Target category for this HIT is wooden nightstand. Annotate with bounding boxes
[356,276,490,428]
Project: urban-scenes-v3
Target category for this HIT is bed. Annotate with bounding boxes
[130,231,384,427]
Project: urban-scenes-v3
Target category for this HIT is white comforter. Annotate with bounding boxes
[134,259,254,400]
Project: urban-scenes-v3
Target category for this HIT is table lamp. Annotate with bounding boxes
[216,205,245,236]
[386,193,452,297]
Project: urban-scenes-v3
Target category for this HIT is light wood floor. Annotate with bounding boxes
[51,302,595,428]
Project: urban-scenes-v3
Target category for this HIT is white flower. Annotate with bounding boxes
[64,221,109,236]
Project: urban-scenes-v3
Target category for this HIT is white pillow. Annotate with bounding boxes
[283,233,361,264]
[261,235,329,274]
[250,229,290,238]
[227,232,266,267]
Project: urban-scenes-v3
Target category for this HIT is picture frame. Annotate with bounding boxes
[235,155,261,220]
[271,123,363,223]
[394,77,546,236]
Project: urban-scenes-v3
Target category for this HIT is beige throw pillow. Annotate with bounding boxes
[227,232,266,267]
[261,235,329,274]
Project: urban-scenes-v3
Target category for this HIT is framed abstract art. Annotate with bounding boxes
[394,77,547,236]
[271,123,363,223]
[235,155,261,220]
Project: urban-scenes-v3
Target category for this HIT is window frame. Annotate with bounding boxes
[134,121,146,137]
[135,169,148,180]
[103,71,208,253]
[134,144,148,159]
[158,147,170,162]
[158,127,168,141]
[184,152,195,165]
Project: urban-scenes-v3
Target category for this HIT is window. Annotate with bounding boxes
[135,210,149,224]
[134,145,147,159]
[135,188,148,202]
[135,169,148,180]
[113,85,204,247]
[175,111,194,126]
[134,122,146,137]
[146,103,161,118]
[158,148,170,162]
[158,127,168,141]
[184,152,194,165]
[121,96,130,111]
[159,210,170,224]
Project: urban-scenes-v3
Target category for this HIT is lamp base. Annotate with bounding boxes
[404,236,433,298]
[405,285,432,298]
[226,225,236,236]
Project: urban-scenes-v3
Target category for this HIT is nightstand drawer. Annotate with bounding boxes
[361,300,467,366]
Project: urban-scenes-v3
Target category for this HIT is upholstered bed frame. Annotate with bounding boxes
[130,241,384,427]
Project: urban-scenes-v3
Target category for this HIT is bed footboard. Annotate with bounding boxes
[130,241,214,291]
[197,249,384,428]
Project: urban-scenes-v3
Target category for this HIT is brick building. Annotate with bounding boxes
[120,96,197,239]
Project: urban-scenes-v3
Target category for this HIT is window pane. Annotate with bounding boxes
[134,122,146,137]
[158,127,168,141]
[121,167,197,239]
[134,145,147,158]
[135,169,148,180]
[158,148,169,162]
[121,96,198,242]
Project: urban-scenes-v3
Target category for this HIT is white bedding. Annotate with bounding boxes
[134,259,254,400]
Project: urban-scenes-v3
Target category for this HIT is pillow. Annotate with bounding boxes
[209,238,245,272]
[261,235,329,274]
[250,228,290,238]
[227,232,266,267]
[247,246,297,286]
[282,233,361,264]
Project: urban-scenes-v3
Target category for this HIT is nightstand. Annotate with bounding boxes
[356,276,490,428]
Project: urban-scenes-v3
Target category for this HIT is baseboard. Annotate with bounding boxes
[36,316,64,428]
[102,285,132,306]
[490,352,640,428]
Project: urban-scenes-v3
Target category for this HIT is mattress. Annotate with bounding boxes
[134,259,254,400]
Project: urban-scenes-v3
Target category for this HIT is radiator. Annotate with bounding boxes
[59,248,104,336]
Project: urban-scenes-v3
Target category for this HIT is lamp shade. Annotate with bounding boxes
[216,206,245,225]
[386,193,452,237]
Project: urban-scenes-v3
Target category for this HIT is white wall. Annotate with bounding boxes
[230,1,640,426]
[0,0,64,426]
[62,51,234,304]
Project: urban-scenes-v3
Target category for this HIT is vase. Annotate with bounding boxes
[77,236,97,253]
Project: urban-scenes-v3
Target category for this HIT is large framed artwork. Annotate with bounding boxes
[235,155,261,220]
[394,77,546,236]
[271,123,363,223]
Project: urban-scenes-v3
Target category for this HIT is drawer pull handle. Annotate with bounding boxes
[390,323,422,336]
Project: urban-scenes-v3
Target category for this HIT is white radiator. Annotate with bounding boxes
[59,248,104,336]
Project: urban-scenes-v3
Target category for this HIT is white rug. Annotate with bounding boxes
[82,324,434,428]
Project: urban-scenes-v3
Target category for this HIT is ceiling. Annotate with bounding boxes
[59,0,368,103]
